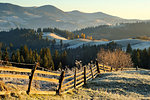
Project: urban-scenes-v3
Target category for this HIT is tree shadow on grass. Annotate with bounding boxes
[86,74,150,96]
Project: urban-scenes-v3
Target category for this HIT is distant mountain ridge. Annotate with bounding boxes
[0,3,143,31]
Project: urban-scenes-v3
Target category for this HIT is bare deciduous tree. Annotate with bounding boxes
[97,49,133,71]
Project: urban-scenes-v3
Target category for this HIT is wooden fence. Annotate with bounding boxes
[0,60,114,95]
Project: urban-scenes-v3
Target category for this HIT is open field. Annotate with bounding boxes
[68,69,150,100]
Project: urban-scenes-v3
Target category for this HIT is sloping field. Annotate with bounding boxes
[1,68,150,100]
[68,69,150,100]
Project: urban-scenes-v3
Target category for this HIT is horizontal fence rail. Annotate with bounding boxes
[0,60,118,95]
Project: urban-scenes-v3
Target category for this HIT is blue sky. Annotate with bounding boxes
[0,0,150,19]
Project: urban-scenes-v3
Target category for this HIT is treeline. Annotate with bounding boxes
[126,43,150,69]
[0,28,50,50]
[75,33,93,40]
[131,48,150,69]
[66,41,122,67]
[0,45,67,70]
[74,22,150,40]
[37,27,75,39]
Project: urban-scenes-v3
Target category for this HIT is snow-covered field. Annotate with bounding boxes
[43,33,150,50]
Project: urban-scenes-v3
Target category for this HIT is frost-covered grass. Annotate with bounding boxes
[67,69,150,100]
[1,68,150,100]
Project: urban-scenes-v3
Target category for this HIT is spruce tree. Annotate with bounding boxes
[0,49,2,60]
[29,49,33,63]
[2,48,9,61]
[53,50,59,70]
[43,54,48,68]
[58,62,62,70]
[126,43,132,54]
[45,48,54,70]
[11,52,16,62]
[61,51,67,67]
[20,55,25,63]
[16,50,20,63]
[141,49,148,68]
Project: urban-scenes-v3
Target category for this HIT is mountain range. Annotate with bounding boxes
[0,3,141,31]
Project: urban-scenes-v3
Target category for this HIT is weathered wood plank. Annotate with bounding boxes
[92,65,97,71]
[76,71,83,76]
[0,66,60,76]
[76,75,84,80]
[63,79,74,87]
[0,66,31,73]
[87,75,92,81]
[33,77,59,83]
[0,74,29,79]
[62,83,74,91]
[64,74,74,80]
[76,82,84,88]
[30,91,56,95]
[76,78,84,85]
[35,70,60,76]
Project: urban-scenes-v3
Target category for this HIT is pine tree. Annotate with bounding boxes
[37,28,42,33]
[29,49,33,63]
[148,47,150,69]
[45,48,54,70]
[20,55,25,63]
[43,54,48,68]
[23,45,29,63]
[16,50,20,63]
[2,48,9,61]
[53,50,59,70]
[11,52,16,62]
[126,43,132,54]
[9,43,13,51]
[61,51,67,68]
[60,40,63,47]
[136,49,141,67]
[141,49,148,68]
[52,39,56,46]
[58,62,62,70]
[0,49,2,60]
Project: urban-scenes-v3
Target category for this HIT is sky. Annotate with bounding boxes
[0,0,150,20]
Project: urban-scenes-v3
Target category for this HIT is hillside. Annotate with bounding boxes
[1,69,149,100]
[74,22,150,40]
[0,3,140,31]
[68,69,150,100]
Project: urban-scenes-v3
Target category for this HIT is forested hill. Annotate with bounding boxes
[74,22,150,40]
[0,28,50,50]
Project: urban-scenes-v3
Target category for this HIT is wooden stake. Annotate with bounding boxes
[96,60,100,74]
[27,62,39,95]
[56,71,65,95]
[90,64,94,79]
[84,66,86,85]
[74,67,77,88]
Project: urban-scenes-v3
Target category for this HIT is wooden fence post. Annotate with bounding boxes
[84,66,86,85]
[96,60,100,74]
[90,64,94,79]
[103,64,105,72]
[74,67,77,89]
[27,62,39,95]
[56,71,65,95]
